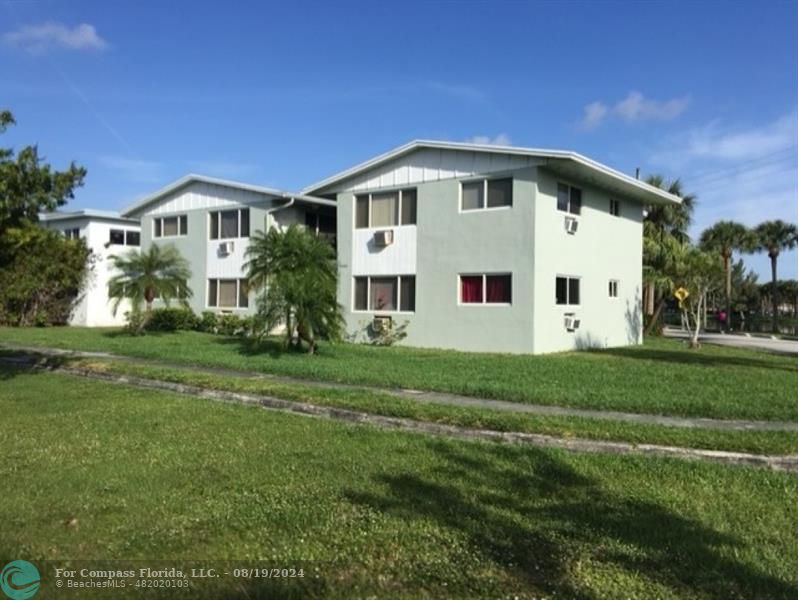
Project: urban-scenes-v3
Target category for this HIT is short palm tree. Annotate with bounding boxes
[108,244,192,330]
[245,224,343,354]
[752,220,798,332]
[699,220,753,330]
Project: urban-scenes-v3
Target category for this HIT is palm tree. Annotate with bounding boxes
[699,220,753,330]
[245,224,343,354]
[108,244,192,331]
[642,175,696,334]
[752,220,798,332]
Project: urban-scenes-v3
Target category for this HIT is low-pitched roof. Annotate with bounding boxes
[121,173,335,218]
[302,139,682,205]
[39,209,139,225]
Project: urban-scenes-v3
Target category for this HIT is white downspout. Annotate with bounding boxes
[264,196,296,232]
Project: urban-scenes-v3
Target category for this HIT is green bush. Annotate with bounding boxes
[123,310,147,336]
[217,313,244,336]
[197,311,218,333]
[145,307,199,332]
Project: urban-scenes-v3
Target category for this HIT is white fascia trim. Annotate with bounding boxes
[302,139,682,206]
[121,173,334,217]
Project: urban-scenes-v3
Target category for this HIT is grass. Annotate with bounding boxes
[1,365,797,598]
[62,357,798,455]
[1,326,797,421]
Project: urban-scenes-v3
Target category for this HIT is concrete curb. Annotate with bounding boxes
[7,358,796,473]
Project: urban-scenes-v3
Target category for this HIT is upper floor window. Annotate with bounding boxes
[608,280,619,298]
[154,215,188,238]
[461,178,513,211]
[63,228,80,240]
[210,208,249,240]
[610,199,621,217]
[355,188,417,228]
[460,273,512,304]
[557,183,582,215]
[110,229,140,246]
[556,276,580,305]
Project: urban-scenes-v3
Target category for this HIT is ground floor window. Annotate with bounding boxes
[353,275,415,312]
[208,278,248,308]
[459,273,512,304]
[556,276,580,305]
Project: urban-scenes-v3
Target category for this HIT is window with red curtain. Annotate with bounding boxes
[486,275,511,303]
[460,276,483,303]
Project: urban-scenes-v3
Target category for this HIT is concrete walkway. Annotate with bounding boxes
[664,327,798,355]
[3,343,797,433]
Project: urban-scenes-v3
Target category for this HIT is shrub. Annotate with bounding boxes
[145,307,199,332]
[197,311,218,334]
[217,313,244,336]
[123,310,147,336]
[348,319,409,346]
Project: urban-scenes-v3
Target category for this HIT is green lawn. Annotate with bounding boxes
[1,366,797,598]
[1,326,797,421]
[63,357,798,455]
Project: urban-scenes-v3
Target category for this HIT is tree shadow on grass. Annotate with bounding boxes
[591,345,797,373]
[0,351,67,380]
[345,441,797,598]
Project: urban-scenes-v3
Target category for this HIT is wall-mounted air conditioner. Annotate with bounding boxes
[372,315,392,332]
[564,216,579,235]
[373,230,394,247]
[219,241,234,255]
[564,313,581,332]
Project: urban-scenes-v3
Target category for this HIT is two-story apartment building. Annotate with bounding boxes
[121,174,335,314]
[40,210,141,326]
[303,140,681,354]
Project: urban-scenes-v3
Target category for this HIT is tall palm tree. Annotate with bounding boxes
[245,224,343,354]
[108,244,192,330]
[752,220,798,332]
[699,220,753,330]
[642,175,696,334]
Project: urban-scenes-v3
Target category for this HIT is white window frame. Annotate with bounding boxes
[353,188,417,230]
[609,279,619,298]
[557,183,582,215]
[609,199,621,217]
[457,273,513,306]
[209,208,249,240]
[459,177,514,213]
[206,278,249,309]
[154,215,188,239]
[63,228,81,240]
[352,275,416,313]
[555,274,581,306]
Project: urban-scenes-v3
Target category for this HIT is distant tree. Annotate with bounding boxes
[0,109,86,234]
[107,244,192,332]
[245,224,343,354]
[699,220,753,330]
[752,220,798,332]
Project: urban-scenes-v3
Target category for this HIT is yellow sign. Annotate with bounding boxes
[674,287,689,302]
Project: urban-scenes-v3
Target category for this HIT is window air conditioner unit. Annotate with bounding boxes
[373,229,394,247]
[564,216,579,235]
[219,241,234,255]
[373,315,392,332]
[564,313,581,332]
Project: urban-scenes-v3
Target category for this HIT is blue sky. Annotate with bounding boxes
[2,0,796,278]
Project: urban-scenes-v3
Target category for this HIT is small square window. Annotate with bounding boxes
[487,179,513,208]
[162,217,179,237]
[371,192,398,227]
[109,229,125,245]
[370,277,397,311]
[460,275,484,303]
[461,181,484,211]
[125,231,140,246]
[609,280,619,298]
[556,276,580,305]
[557,183,582,215]
[610,199,621,217]
[485,274,512,303]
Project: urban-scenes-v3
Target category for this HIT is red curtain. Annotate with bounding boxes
[486,275,511,303]
[461,276,483,303]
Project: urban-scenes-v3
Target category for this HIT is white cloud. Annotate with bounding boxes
[2,22,107,54]
[579,91,689,130]
[463,133,512,146]
[98,156,163,183]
